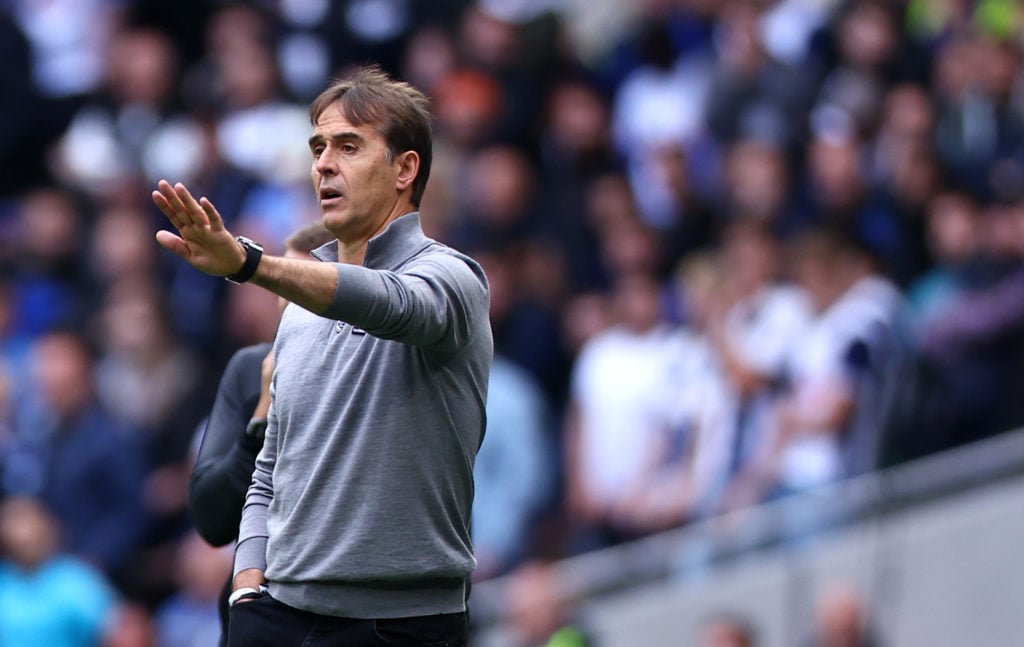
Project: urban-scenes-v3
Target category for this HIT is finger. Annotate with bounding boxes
[152,191,188,231]
[173,183,208,227]
[199,197,226,232]
[155,230,190,258]
[157,180,190,219]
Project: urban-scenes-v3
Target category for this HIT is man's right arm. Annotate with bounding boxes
[152,180,341,315]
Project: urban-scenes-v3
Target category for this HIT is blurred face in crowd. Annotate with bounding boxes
[725,140,789,222]
[0,497,60,570]
[722,222,779,297]
[506,562,569,646]
[309,103,418,247]
[106,28,177,106]
[548,82,610,156]
[927,192,981,265]
[790,235,842,312]
[984,201,1024,261]
[809,136,863,208]
[19,189,82,267]
[838,1,897,70]
[31,332,95,420]
[881,84,934,142]
[613,272,663,333]
[816,585,867,647]
[698,618,753,647]
[465,145,533,225]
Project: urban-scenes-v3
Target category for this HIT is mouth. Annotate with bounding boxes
[319,187,343,203]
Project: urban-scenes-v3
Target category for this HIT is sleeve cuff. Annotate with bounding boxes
[233,536,269,578]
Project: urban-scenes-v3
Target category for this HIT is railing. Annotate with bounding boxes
[470,427,1024,628]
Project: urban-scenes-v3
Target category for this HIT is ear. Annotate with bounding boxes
[394,151,420,194]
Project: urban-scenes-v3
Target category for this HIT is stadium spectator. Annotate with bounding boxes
[565,271,691,547]
[0,496,118,647]
[471,241,555,580]
[698,611,758,647]
[804,582,882,647]
[153,532,233,647]
[102,602,158,647]
[473,354,552,580]
[503,560,593,647]
[724,228,903,509]
[919,197,1024,447]
[2,330,147,579]
[153,65,491,646]
[701,221,813,514]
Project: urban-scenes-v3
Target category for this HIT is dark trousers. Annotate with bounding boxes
[228,593,468,646]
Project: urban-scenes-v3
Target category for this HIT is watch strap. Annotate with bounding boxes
[228,587,262,606]
[226,236,263,284]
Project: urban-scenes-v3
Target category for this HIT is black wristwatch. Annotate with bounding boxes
[225,236,264,284]
[245,417,268,442]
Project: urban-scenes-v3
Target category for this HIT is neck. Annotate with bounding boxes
[336,199,416,265]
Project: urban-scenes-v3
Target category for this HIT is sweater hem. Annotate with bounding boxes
[268,577,467,618]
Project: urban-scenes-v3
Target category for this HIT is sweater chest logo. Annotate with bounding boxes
[334,321,366,335]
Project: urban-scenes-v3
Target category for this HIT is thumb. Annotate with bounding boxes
[155,230,190,259]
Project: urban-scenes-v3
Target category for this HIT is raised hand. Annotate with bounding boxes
[152,180,245,277]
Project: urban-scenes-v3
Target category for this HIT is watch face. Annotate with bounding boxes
[237,236,264,252]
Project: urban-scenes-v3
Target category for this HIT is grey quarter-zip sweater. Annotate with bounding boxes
[234,212,492,618]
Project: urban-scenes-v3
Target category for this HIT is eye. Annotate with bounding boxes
[312,145,324,159]
[341,143,357,154]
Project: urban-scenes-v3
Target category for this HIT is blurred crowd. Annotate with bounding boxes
[3,0,1024,645]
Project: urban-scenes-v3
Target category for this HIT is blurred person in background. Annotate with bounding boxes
[932,31,1024,201]
[90,280,206,604]
[697,611,758,647]
[0,496,118,647]
[700,221,813,515]
[719,138,794,233]
[907,190,987,332]
[564,271,690,549]
[154,532,234,647]
[1,330,147,582]
[471,248,555,581]
[473,353,552,580]
[188,220,335,646]
[452,150,572,406]
[804,582,881,647]
[723,227,904,510]
[919,197,1024,448]
[52,24,183,198]
[94,283,202,469]
[9,187,92,336]
[704,0,813,152]
[102,602,158,647]
[612,16,712,230]
[502,560,592,647]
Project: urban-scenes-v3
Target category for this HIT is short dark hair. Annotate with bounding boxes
[309,65,433,207]
[285,220,336,255]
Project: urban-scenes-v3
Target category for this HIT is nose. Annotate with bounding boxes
[314,149,336,175]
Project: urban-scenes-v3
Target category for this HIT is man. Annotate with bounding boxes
[152,65,492,646]
[187,221,336,646]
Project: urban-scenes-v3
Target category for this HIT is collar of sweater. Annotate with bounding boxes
[311,212,430,270]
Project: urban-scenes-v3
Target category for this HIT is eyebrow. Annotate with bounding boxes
[308,131,365,150]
